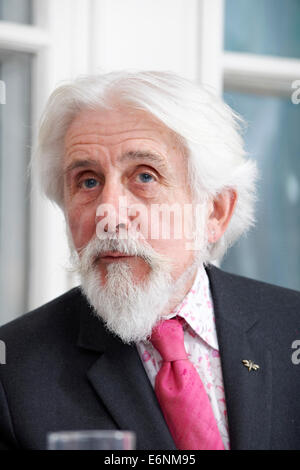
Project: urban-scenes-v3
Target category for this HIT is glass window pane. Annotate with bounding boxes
[225,0,300,59]
[0,50,32,326]
[221,91,300,291]
[0,0,33,24]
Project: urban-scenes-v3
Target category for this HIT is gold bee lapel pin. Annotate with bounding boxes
[242,359,260,372]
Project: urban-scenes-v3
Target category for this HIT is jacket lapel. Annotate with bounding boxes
[207,265,272,450]
[77,304,176,450]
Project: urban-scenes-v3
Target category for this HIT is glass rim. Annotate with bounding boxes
[47,430,135,441]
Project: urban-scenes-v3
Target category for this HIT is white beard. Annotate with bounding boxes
[69,232,200,344]
[81,259,173,344]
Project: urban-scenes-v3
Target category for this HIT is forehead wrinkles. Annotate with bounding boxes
[64,108,175,148]
[64,128,177,166]
[64,129,167,149]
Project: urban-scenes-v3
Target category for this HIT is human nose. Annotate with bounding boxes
[95,178,130,234]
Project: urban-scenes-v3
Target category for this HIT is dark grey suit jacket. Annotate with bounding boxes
[0,265,300,450]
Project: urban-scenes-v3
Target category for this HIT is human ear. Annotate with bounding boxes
[207,189,237,243]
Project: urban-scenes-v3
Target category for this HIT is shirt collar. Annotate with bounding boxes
[168,264,219,351]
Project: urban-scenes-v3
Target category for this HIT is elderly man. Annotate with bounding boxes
[0,71,299,451]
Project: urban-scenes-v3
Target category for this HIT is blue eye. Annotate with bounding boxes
[82,178,99,189]
[138,173,154,183]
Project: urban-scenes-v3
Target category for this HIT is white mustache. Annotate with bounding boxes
[78,233,173,275]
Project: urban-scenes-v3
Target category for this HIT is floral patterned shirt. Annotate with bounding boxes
[136,264,230,450]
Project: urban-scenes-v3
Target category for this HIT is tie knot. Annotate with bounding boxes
[150,318,188,362]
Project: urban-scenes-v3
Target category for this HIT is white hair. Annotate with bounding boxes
[33,70,258,262]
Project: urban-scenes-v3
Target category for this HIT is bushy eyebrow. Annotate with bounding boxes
[120,150,168,170]
[64,151,169,176]
[64,159,100,175]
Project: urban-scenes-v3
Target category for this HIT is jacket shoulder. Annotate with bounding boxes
[207,264,300,302]
[207,264,300,335]
[0,287,85,350]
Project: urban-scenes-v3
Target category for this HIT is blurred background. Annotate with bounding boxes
[0,0,300,326]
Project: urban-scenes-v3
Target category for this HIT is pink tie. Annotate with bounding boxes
[150,318,225,450]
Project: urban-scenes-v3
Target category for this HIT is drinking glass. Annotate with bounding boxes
[47,430,136,450]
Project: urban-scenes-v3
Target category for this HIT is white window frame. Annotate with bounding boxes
[196,0,300,96]
[192,0,300,97]
[187,0,300,274]
[219,0,300,282]
[221,2,300,96]
[0,0,93,311]
[223,52,300,96]
[29,0,92,309]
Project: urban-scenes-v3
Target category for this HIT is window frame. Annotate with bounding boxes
[199,0,300,96]
[220,0,300,287]
[223,51,300,96]
[0,0,92,313]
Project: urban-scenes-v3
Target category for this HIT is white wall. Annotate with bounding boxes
[90,0,199,78]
